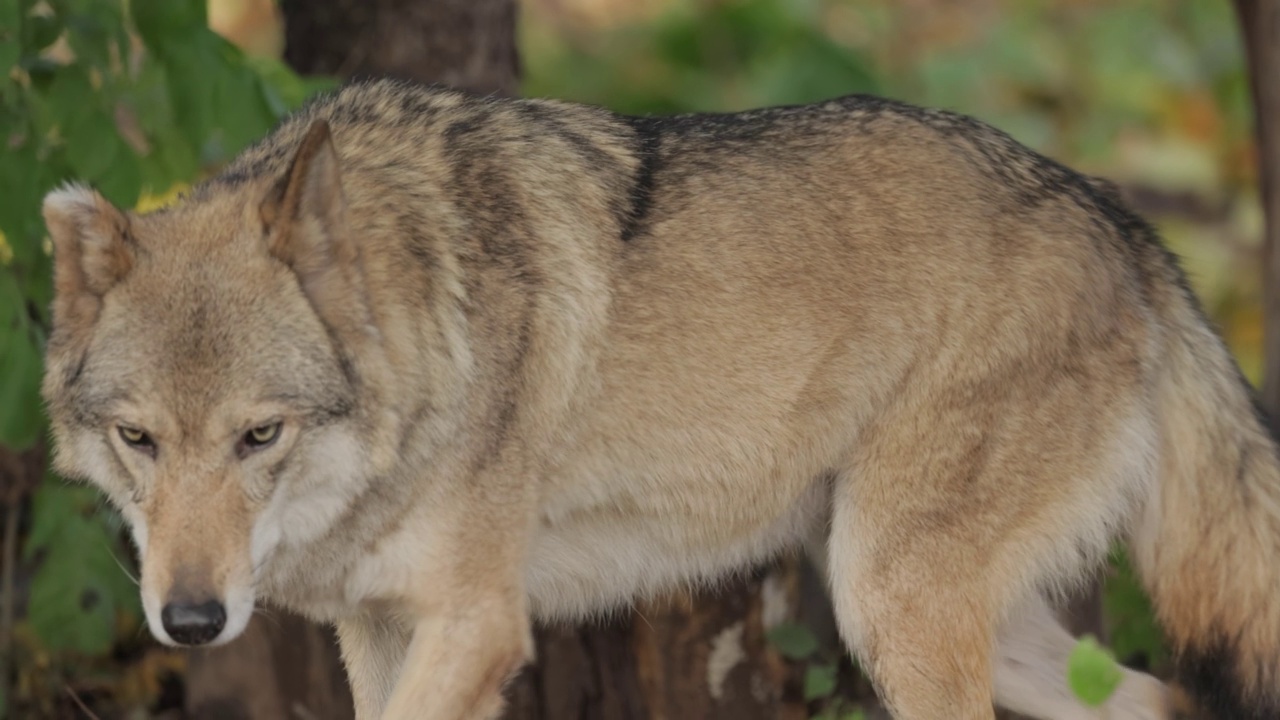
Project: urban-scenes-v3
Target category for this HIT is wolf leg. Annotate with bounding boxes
[822,307,1158,718]
[825,466,999,719]
[336,612,411,720]
[994,597,1171,720]
[372,483,535,720]
[376,597,531,720]
[808,532,1166,719]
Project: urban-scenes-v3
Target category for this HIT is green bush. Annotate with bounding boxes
[522,0,880,114]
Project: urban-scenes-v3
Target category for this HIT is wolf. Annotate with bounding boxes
[40,78,1280,720]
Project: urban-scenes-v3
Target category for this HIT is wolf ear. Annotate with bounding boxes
[260,119,374,341]
[42,185,133,337]
[260,119,346,266]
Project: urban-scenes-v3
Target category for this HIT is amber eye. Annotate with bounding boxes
[242,422,282,452]
[118,426,156,456]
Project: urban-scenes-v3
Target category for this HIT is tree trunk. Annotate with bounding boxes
[280,0,520,97]
[0,444,44,718]
[185,612,353,720]
[501,564,817,720]
[1235,0,1280,413]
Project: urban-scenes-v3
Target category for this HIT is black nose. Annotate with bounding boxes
[161,600,226,645]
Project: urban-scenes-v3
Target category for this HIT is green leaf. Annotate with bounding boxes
[0,127,44,267]
[21,55,59,91]
[43,63,93,131]
[19,238,55,322]
[131,0,206,51]
[1104,548,1167,666]
[298,74,340,99]
[125,61,201,188]
[27,516,134,653]
[63,6,116,66]
[0,0,20,74]
[0,295,44,450]
[23,479,94,559]
[139,121,199,191]
[65,108,121,180]
[1067,636,1123,707]
[212,60,276,157]
[21,13,62,53]
[766,621,820,660]
[803,662,838,701]
[245,55,336,121]
[95,146,142,208]
[25,482,138,655]
[160,37,217,151]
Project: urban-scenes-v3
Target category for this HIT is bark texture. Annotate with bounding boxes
[280,0,520,96]
[501,566,817,720]
[185,612,353,720]
[1235,0,1280,412]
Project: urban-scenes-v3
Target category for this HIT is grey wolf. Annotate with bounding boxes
[40,79,1279,719]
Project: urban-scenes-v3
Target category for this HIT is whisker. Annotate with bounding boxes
[632,605,655,632]
[64,685,103,720]
[135,615,152,642]
[253,606,282,630]
[106,546,140,587]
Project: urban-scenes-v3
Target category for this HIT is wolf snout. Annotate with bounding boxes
[160,598,226,645]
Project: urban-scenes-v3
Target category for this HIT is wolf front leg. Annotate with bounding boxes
[336,613,411,720]
[376,596,533,720]
[372,488,536,720]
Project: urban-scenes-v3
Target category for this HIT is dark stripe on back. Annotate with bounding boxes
[620,116,662,242]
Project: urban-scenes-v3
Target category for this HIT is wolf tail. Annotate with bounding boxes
[1132,252,1280,718]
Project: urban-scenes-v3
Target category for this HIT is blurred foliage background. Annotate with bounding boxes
[0,0,1263,717]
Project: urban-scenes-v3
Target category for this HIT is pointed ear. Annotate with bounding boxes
[260,119,347,270]
[260,119,374,340]
[261,121,400,467]
[42,184,134,338]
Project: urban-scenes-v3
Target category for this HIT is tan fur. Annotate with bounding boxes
[41,80,1280,719]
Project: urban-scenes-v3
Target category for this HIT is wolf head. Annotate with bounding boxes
[40,120,396,646]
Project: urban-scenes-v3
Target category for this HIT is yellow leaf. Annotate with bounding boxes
[135,183,190,213]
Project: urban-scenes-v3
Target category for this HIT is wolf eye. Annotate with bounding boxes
[241,422,282,453]
[118,426,156,456]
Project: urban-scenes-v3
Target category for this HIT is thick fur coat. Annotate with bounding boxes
[41,80,1280,719]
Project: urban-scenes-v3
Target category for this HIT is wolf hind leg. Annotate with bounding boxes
[822,390,1151,717]
[994,596,1173,720]
[806,522,994,718]
[825,469,1000,718]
